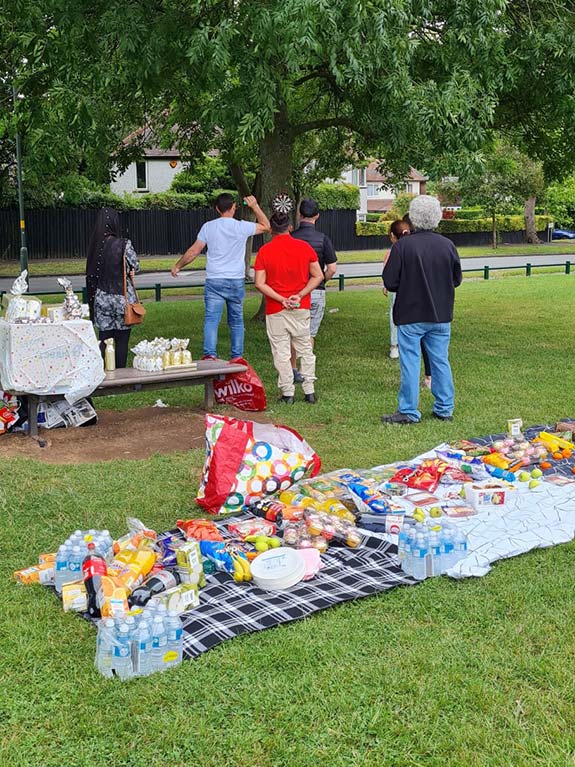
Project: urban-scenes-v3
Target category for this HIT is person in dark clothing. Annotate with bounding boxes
[289,197,337,381]
[381,195,462,424]
[86,208,140,368]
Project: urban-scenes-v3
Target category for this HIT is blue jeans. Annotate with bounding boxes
[397,323,454,421]
[203,279,245,359]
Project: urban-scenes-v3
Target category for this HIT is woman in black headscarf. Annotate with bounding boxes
[86,208,140,368]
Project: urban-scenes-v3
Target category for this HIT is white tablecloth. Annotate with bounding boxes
[0,319,105,403]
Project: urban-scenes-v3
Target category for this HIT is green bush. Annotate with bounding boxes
[356,215,553,237]
[545,176,575,229]
[310,183,359,210]
[137,192,209,209]
[453,207,485,220]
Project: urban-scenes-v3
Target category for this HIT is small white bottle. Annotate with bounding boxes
[104,338,116,371]
[95,618,116,678]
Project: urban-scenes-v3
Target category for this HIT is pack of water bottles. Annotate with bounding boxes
[54,529,114,595]
[95,600,184,680]
[397,520,469,580]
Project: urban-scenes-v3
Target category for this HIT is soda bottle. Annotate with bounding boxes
[82,542,107,618]
[128,569,181,608]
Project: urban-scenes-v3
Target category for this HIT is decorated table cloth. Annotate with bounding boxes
[0,319,105,403]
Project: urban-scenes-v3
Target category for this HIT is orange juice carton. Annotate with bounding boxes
[14,560,55,585]
[62,581,87,612]
[38,552,56,565]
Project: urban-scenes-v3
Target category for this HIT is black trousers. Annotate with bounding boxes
[99,329,131,369]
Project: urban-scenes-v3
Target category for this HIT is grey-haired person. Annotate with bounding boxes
[381,195,462,424]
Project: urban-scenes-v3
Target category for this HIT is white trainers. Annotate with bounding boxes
[389,345,399,359]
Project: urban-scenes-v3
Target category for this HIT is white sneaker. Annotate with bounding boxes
[389,346,399,359]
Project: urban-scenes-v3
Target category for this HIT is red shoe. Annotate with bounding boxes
[201,354,217,361]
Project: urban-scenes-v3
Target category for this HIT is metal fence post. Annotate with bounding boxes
[483,265,489,280]
[526,263,532,277]
[339,274,345,291]
[566,261,571,275]
[81,287,87,303]
[155,283,162,302]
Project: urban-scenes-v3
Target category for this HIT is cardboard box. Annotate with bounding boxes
[62,581,87,612]
[464,481,508,509]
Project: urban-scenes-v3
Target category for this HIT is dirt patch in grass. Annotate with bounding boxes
[0,406,270,465]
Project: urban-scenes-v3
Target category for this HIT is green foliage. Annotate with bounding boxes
[170,155,238,196]
[309,183,359,210]
[454,207,486,220]
[357,216,553,237]
[387,192,415,219]
[137,191,210,209]
[545,176,575,229]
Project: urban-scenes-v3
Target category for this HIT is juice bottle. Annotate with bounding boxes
[279,490,317,509]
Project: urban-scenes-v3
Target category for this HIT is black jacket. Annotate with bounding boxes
[382,230,462,325]
[291,222,337,290]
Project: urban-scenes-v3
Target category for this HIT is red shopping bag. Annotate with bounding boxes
[197,414,321,514]
[213,357,267,411]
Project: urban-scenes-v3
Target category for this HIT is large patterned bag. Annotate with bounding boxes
[196,414,321,515]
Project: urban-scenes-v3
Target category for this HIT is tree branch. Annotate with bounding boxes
[293,117,357,136]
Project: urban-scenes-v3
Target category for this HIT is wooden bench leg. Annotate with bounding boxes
[28,396,39,438]
[205,380,214,409]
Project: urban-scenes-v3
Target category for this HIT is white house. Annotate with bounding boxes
[340,161,427,219]
[109,126,184,195]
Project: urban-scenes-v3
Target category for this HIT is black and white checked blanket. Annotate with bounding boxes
[180,528,411,660]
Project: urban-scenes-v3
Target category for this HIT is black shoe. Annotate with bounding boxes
[304,393,316,404]
[432,412,453,422]
[293,369,304,384]
[380,412,419,425]
[280,395,295,404]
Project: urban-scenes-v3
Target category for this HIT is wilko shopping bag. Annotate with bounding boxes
[213,357,267,411]
[197,414,321,515]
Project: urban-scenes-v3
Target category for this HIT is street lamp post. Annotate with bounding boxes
[12,82,28,278]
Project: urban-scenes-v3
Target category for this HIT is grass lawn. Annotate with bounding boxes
[3,241,575,277]
[3,274,575,767]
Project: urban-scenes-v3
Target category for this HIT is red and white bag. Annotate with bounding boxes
[213,357,267,411]
[196,414,321,514]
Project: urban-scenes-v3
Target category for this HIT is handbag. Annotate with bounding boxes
[123,246,146,326]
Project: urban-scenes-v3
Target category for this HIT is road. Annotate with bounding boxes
[1,253,573,293]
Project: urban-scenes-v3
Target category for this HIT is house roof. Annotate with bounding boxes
[367,198,395,212]
[366,161,427,183]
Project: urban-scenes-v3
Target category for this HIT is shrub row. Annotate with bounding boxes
[357,215,553,237]
[309,183,359,211]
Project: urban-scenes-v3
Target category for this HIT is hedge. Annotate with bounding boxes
[357,215,553,237]
[310,183,359,210]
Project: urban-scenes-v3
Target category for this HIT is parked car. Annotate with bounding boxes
[552,228,575,240]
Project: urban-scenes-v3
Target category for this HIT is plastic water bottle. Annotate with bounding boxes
[67,545,83,581]
[95,618,115,678]
[428,532,442,577]
[411,533,428,581]
[403,527,417,576]
[151,615,168,673]
[453,529,468,565]
[55,545,69,594]
[132,620,153,677]
[397,527,408,566]
[165,611,183,669]
[440,529,456,574]
[124,615,137,641]
[113,622,133,680]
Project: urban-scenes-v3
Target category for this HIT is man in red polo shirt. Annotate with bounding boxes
[254,212,323,404]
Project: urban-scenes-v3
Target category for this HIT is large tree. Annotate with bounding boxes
[11,1,511,208]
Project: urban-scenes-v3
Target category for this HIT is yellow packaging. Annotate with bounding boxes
[62,581,87,612]
[39,552,56,565]
[100,575,129,618]
[109,549,156,590]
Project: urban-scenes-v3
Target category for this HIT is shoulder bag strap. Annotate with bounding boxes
[123,242,140,303]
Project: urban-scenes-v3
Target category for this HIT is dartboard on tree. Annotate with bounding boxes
[271,192,294,214]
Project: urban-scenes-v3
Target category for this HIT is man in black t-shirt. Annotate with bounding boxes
[290,198,337,380]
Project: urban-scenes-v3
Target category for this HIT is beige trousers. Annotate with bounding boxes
[266,309,316,396]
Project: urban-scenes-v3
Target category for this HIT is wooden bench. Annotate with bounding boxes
[24,359,248,437]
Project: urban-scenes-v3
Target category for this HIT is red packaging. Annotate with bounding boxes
[176,519,224,542]
[227,518,276,539]
[213,357,267,411]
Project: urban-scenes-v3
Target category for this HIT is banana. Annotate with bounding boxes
[231,556,245,582]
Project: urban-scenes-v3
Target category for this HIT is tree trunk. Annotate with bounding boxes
[492,212,497,249]
[252,105,294,321]
[524,195,542,243]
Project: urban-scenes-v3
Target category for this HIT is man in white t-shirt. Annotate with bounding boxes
[171,193,269,359]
